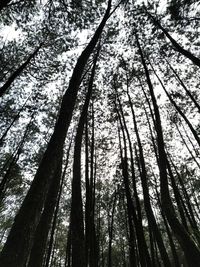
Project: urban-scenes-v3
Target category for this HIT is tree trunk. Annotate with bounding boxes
[153,177,181,267]
[116,82,170,266]
[107,191,117,267]
[0,45,42,97]
[0,95,33,145]
[149,59,200,147]
[0,2,111,266]
[174,123,200,169]
[45,139,72,267]
[116,99,152,267]
[136,34,200,267]
[27,159,62,267]
[71,47,99,267]
[133,121,171,267]
[146,10,200,68]
[117,124,137,267]
[163,57,200,113]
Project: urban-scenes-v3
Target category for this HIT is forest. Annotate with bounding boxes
[0,0,200,266]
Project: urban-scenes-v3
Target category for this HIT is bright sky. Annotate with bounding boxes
[0,23,23,43]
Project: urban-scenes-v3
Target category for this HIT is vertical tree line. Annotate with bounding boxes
[0,0,200,266]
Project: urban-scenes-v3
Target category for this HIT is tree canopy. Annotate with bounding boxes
[0,0,200,266]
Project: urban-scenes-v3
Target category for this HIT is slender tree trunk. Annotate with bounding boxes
[168,156,200,233]
[0,94,33,145]
[146,10,200,68]
[149,59,200,147]
[116,101,151,267]
[0,45,42,97]
[133,129,170,267]
[0,149,20,202]
[117,123,137,267]
[89,102,99,267]
[117,83,170,266]
[136,34,200,266]
[180,120,199,156]
[107,191,117,267]
[166,161,189,231]
[163,57,200,113]
[84,108,98,267]
[174,122,200,169]
[71,47,99,267]
[0,115,33,202]
[115,82,152,267]
[153,177,181,267]
[64,222,72,267]
[0,3,111,266]
[85,117,90,267]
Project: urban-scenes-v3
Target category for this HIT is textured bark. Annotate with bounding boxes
[0,2,111,266]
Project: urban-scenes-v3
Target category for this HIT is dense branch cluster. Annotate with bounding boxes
[0,0,200,266]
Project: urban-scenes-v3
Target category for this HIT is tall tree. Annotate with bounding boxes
[71,45,100,267]
[136,33,200,266]
[0,1,112,266]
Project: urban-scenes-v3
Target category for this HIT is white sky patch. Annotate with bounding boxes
[0,23,24,43]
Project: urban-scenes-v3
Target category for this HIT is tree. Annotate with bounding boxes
[0,0,200,266]
[0,1,112,266]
